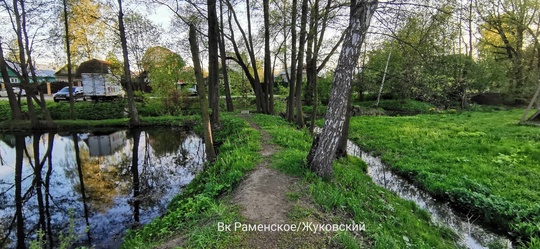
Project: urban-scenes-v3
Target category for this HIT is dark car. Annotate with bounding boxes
[53,87,86,102]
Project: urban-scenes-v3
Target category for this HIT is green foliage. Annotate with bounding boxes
[348,109,540,243]
[331,231,362,249]
[143,47,186,98]
[356,99,436,113]
[105,51,124,77]
[121,115,261,248]
[47,101,126,120]
[29,210,82,249]
[317,72,333,105]
[0,102,11,122]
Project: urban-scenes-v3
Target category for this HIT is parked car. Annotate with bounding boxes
[0,87,26,97]
[187,85,197,96]
[53,86,86,102]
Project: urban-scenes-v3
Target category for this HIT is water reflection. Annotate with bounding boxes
[0,128,205,248]
[346,141,513,249]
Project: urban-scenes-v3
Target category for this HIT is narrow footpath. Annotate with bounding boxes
[232,116,328,248]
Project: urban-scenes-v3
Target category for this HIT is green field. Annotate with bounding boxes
[348,109,540,244]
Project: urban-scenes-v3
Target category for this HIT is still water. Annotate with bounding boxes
[0,128,205,248]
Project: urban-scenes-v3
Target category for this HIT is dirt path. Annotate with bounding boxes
[231,118,298,247]
[231,116,334,248]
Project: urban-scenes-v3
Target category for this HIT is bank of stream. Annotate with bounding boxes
[346,141,513,249]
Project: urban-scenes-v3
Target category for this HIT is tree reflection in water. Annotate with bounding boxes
[0,128,205,248]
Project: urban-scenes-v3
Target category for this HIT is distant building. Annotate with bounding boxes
[0,61,57,90]
[54,64,79,83]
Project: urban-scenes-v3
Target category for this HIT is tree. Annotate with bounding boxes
[124,11,163,74]
[263,0,274,115]
[65,0,106,64]
[225,0,272,114]
[287,0,298,122]
[294,0,309,128]
[307,0,378,179]
[476,0,540,98]
[2,0,55,128]
[63,0,76,119]
[142,46,185,95]
[118,0,140,126]
[0,40,23,120]
[219,0,234,112]
[207,0,220,126]
[189,21,216,161]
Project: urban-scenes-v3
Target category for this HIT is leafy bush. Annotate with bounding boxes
[0,102,11,122]
[47,101,126,120]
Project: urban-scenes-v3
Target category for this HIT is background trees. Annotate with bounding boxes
[1,0,540,174]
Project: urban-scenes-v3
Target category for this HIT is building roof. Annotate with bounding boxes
[75,59,112,77]
[1,61,56,79]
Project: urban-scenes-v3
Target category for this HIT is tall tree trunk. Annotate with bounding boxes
[219,0,233,112]
[287,0,298,122]
[44,134,54,248]
[33,133,46,236]
[208,0,221,125]
[375,47,392,107]
[189,23,217,161]
[295,0,309,128]
[306,0,319,134]
[357,48,367,102]
[131,130,141,223]
[63,0,75,119]
[225,0,266,113]
[307,0,378,179]
[73,133,91,244]
[20,0,54,127]
[263,0,274,115]
[15,135,25,249]
[0,41,23,120]
[13,0,39,127]
[336,91,352,158]
[520,79,540,123]
[118,0,140,127]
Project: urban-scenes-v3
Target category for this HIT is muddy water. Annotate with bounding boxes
[0,128,205,248]
[346,141,513,249]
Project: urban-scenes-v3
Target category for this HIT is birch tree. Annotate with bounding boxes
[307,0,378,179]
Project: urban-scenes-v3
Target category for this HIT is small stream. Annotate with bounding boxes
[346,141,513,249]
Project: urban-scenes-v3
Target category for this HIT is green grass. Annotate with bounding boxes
[348,109,540,245]
[249,114,460,249]
[121,114,262,248]
[355,99,437,113]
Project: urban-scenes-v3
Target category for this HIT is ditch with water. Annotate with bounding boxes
[0,128,206,248]
[346,141,514,249]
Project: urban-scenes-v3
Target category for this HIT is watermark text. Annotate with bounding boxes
[217,221,365,233]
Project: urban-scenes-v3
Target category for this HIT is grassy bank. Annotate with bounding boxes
[248,114,460,248]
[121,115,262,248]
[0,100,201,131]
[348,109,540,246]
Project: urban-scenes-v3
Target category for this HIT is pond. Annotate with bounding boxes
[0,128,206,248]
